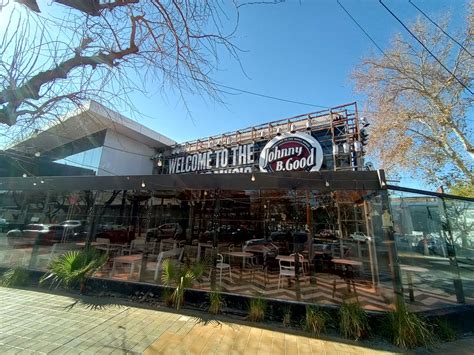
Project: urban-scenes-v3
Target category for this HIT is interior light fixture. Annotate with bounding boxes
[22,173,27,178]
[141,181,146,188]
[354,141,362,152]
[40,180,44,184]
[325,180,330,187]
[360,116,370,128]
[34,152,41,157]
[342,142,350,154]
[33,182,37,186]
[251,173,256,182]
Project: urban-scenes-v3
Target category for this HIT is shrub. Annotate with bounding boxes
[162,288,174,307]
[248,297,266,322]
[304,305,328,336]
[386,300,434,349]
[433,317,457,342]
[0,267,30,287]
[40,248,107,293]
[208,290,224,315]
[339,299,370,340]
[282,307,292,328]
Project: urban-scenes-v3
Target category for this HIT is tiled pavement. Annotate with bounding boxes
[0,287,472,354]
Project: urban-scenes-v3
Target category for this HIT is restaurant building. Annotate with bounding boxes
[0,101,473,312]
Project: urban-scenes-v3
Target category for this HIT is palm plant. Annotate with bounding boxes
[161,259,204,310]
[0,267,30,287]
[40,247,107,293]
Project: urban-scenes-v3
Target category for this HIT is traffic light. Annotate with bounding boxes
[360,128,369,147]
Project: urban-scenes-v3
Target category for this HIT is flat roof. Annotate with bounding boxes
[6,101,176,159]
[0,170,381,191]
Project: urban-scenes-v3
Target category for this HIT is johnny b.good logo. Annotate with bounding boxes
[259,132,323,172]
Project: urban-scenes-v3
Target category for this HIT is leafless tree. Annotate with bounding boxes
[353,4,473,186]
[0,0,242,138]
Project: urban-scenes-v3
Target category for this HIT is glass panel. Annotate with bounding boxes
[54,146,103,173]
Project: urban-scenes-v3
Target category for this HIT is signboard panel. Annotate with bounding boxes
[167,132,323,174]
[259,132,323,172]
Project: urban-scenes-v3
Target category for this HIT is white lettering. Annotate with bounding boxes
[185,156,192,172]
[169,159,177,174]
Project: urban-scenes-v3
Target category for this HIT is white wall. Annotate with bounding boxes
[98,129,155,176]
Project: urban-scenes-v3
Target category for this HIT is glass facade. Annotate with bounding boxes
[0,186,472,311]
[54,147,103,173]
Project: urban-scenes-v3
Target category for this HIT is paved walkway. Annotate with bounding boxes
[0,287,471,354]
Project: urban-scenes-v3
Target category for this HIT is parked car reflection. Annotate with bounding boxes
[6,224,73,246]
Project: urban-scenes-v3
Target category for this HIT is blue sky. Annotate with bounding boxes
[122,0,470,188]
[0,0,471,189]
[128,0,469,141]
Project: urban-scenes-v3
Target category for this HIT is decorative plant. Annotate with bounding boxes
[0,267,30,287]
[248,296,266,322]
[433,317,457,342]
[161,259,204,310]
[208,289,224,315]
[40,247,107,293]
[304,305,328,336]
[162,288,174,307]
[282,307,292,328]
[386,300,434,349]
[339,298,370,340]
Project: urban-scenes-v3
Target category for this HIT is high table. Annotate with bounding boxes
[224,251,254,281]
[331,258,363,295]
[399,264,429,301]
[331,258,363,267]
[110,254,142,279]
[196,243,213,261]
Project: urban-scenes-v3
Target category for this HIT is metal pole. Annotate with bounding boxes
[363,201,377,288]
[439,194,465,303]
[380,189,404,306]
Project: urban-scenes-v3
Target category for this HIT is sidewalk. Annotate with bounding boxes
[0,287,470,354]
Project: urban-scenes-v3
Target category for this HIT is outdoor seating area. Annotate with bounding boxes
[0,179,473,315]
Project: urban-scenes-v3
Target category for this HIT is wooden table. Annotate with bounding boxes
[111,254,142,279]
[224,251,254,281]
[399,264,429,301]
[331,258,363,267]
[225,251,254,268]
[76,242,103,247]
[196,243,213,261]
[331,258,362,295]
